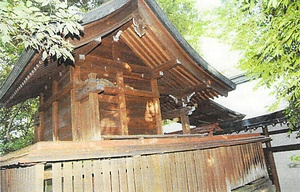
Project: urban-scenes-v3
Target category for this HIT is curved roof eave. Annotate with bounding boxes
[145,0,236,91]
[81,0,130,25]
[0,0,130,104]
[0,49,36,104]
[0,0,236,104]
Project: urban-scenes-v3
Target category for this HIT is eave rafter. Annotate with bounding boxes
[151,58,181,79]
[74,37,102,58]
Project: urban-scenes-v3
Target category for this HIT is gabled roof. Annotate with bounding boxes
[0,0,235,107]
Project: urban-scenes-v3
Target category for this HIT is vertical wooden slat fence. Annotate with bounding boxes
[1,135,273,191]
[1,164,44,192]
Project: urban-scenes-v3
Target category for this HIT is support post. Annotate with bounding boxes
[52,80,59,141]
[36,93,45,142]
[262,126,281,192]
[70,66,82,141]
[151,78,163,134]
[180,108,190,134]
[113,39,128,135]
[89,91,101,140]
[116,71,128,135]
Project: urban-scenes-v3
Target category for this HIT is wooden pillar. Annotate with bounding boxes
[87,73,101,140]
[113,39,128,135]
[180,108,190,134]
[70,66,82,141]
[151,79,163,135]
[52,80,59,141]
[262,126,281,192]
[89,95,101,140]
[116,71,128,135]
[37,93,45,142]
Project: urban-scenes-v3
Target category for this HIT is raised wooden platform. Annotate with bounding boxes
[1,134,273,192]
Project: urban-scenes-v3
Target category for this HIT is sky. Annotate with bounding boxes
[196,0,222,11]
[195,0,243,78]
[193,0,287,118]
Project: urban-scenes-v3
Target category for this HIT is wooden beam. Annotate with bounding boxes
[104,87,156,98]
[268,128,291,135]
[73,37,102,56]
[152,58,181,77]
[82,55,132,75]
[158,86,182,96]
[129,63,152,74]
[269,144,300,153]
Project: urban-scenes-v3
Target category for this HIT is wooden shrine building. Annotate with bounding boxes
[0,0,275,191]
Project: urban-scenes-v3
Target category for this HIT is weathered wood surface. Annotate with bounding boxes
[1,135,271,191]
[0,164,44,192]
[0,134,269,166]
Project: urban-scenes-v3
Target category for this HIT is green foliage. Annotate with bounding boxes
[68,0,109,12]
[157,0,204,53]
[0,0,83,63]
[0,99,38,155]
[209,0,300,135]
[290,155,300,162]
[0,0,83,155]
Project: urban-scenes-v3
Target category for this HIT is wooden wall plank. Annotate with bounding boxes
[160,154,172,191]
[133,156,142,192]
[26,167,32,192]
[169,153,178,191]
[63,162,73,192]
[178,152,188,191]
[193,150,203,191]
[185,151,198,191]
[52,163,62,192]
[73,161,83,192]
[93,159,103,191]
[140,155,150,192]
[83,160,93,192]
[150,154,163,191]
[34,164,45,192]
[111,159,120,192]
[1,170,7,192]
[101,159,111,192]
[125,157,135,191]
[118,158,128,192]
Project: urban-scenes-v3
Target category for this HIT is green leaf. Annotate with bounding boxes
[42,51,48,60]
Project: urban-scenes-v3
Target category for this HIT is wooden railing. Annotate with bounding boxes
[1,134,273,191]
